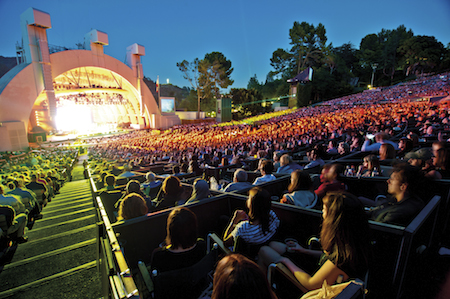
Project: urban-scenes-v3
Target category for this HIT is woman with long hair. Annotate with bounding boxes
[357,154,381,177]
[280,170,317,208]
[223,187,280,248]
[151,207,205,272]
[212,253,277,299]
[258,192,370,291]
[153,175,187,210]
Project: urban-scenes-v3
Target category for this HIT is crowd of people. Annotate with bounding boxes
[0,148,76,245]
[80,72,450,297]
[2,72,450,297]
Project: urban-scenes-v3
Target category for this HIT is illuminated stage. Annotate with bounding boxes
[0,7,180,151]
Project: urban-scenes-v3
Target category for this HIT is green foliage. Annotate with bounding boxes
[177,52,234,115]
[398,35,446,76]
[297,83,312,107]
[230,88,272,120]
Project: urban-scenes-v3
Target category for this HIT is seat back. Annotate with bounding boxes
[99,190,124,223]
[233,235,267,261]
[0,206,14,235]
[152,247,218,299]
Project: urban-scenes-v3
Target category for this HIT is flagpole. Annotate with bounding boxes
[157,75,161,113]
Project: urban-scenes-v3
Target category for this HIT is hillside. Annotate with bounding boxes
[143,77,190,109]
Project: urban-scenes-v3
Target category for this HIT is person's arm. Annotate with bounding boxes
[285,241,323,259]
[223,210,248,246]
[278,258,347,291]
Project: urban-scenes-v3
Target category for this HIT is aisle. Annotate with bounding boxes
[0,173,101,298]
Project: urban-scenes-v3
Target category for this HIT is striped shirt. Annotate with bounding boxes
[231,210,280,244]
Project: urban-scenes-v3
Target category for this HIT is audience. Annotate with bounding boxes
[223,187,280,254]
[185,179,211,204]
[151,207,206,272]
[152,176,187,210]
[367,163,425,226]
[280,170,317,208]
[253,160,276,185]
[222,169,252,192]
[276,154,302,174]
[258,192,370,291]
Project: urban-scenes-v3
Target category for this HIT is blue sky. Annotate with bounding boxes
[1,0,449,89]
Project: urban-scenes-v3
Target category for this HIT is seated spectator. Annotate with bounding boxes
[357,154,381,177]
[219,157,229,167]
[211,253,277,299]
[188,155,203,176]
[151,207,206,273]
[0,205,28,243]
[223,187,280,248]
[326,140,339,156]
[314,164,346,200]
[379,143,396,163]
[303,148,325,170]
[258,192,370,291]
[26,173,48,207]
[153,176,188,211]
[99,174,117,192]
[427,147,450,179]
[141,172,162,196]
[397,137,414,157]
[7,180,42,220]
[253,160,276,185]
[117,193,148,221]
[118,163,137,178]
[272,151,282,172]
[280,170,317,208]
[276,154,303,174]
[367,163,425,226]
[404,148,432,166]
[180,163,189,175]
[172,165,181,176]
[115,180,147,209]
[337,141,350,157]
[361,132,398,152]
[0,185,27,215]
[185,179,211,204]
[222,169,252,192]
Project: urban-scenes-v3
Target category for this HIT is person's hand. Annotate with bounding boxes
[286,240,304,253]
[232,209,248,224]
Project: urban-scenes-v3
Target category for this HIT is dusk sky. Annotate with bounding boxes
[1,0,449,90]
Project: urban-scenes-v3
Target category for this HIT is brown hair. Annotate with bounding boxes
[118,194,148,220]
[211,254,277,299]
[288,170,313,193]
[320,192,370,272]
[165,207,198,249]
[247,187,272,233]
[379,143,396,160]
[162,176,182,196]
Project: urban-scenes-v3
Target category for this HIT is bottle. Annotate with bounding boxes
[345,165,351,176]
[372,167,379,177]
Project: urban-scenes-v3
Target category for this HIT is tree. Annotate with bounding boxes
[230,88,271,120]
[247,74,261,91]
[398,35,445,76]
[177,52,234,118]
[379,25,414,82]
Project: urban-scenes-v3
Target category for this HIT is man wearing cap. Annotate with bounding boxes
[404,148,433,169]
